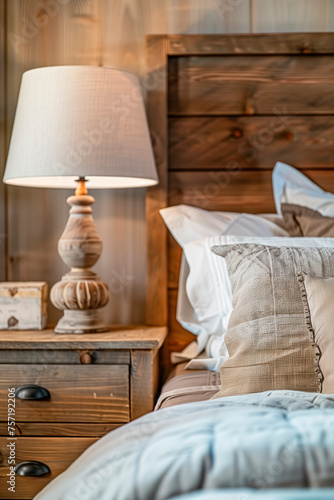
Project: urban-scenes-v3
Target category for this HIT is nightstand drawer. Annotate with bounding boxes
[0,364,130,423]
[0,436,97,499]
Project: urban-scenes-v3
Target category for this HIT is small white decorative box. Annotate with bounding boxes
[0,282,48,330]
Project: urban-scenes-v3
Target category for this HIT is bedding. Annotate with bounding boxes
[211,244,334,397]
[273,161,334,216]
[179,236,334,371]
[160,205,288,370]
[35,390,334,500]
[298,273,334,394]
[281,203,334,237]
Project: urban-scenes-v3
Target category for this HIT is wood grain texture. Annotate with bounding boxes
[145,35,169,326]
[252,0,332,33]
[0,364,130,423]
[168,290,194,340]
[168,32,334,55]
[169,116,334,170]
[167,0,250,34]
[130,349,159,418]
[101,0,251,79]
[50,195,110,334]
[0,436,97,500]
[169,170,334,213]
[168,233,182,289]
[168,290,196,344]
[84,0,153,327]
[159,289,196,380]
[169,55,334,115]
[0,325,168,349]
[169,170,276,212]
[0,422,121,437]
[6,1,72,326]
[0,349,130,364]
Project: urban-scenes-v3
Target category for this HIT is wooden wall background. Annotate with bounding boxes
[0,0,334,325]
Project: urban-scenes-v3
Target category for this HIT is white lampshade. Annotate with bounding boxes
[3,66,158,189]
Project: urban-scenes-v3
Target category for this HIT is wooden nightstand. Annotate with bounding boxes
[0,325,167,500]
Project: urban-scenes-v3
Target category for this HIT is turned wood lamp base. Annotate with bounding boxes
[50,179,110,334]
[54,310,108,334]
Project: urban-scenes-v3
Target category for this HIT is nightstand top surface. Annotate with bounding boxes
[0,325,168,349]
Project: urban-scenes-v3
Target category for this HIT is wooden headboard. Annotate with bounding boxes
[145,33,334,378]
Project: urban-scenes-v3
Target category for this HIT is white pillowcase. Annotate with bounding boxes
[184,236,334,371]
[160,205,289,370]
[273,161,334,216]
[160,205,244,245]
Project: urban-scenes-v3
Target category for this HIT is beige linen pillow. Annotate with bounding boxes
[211,244,334,398]
[298,273,334,394]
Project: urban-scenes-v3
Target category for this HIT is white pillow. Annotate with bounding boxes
[160,204,287,247]
[273,161,334,216]
[160,205,242,245]
[184,236,334,371]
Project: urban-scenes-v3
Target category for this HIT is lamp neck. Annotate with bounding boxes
[75,177,88,196]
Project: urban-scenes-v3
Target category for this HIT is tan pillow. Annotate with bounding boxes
[281,203,334,237]
[298,273,334,394]
[210,244,334,397]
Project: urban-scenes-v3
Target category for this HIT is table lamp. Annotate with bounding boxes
[3,66,158,334]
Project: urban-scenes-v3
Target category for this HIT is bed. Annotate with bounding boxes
[35,33,334,499]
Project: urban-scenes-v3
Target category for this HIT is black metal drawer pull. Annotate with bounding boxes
[15,461,51,477]
[15,384,50,401]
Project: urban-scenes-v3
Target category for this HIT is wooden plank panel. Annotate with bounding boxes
[169,170,334,212]
[0,349,130,365]
[0,364,129,423]
[169,116,334,170]
[100,0,155,325]
[168,55,334,115]
[0,436,97,499]
[159,289,195,378]
[130,349,158,419]
[252,0,331,33]
[103,0,154,77]
[146,35,169,326]
[101,0,251,77]
[168,0,250,34]
[168,33,334,55]
[169,170,275,212]
[168,289,195,343]
[168,233,182,289]
[0,0,6,282]
[0,422,120,437]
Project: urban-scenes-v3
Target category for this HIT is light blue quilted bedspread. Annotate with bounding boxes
[35,391,334,500]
